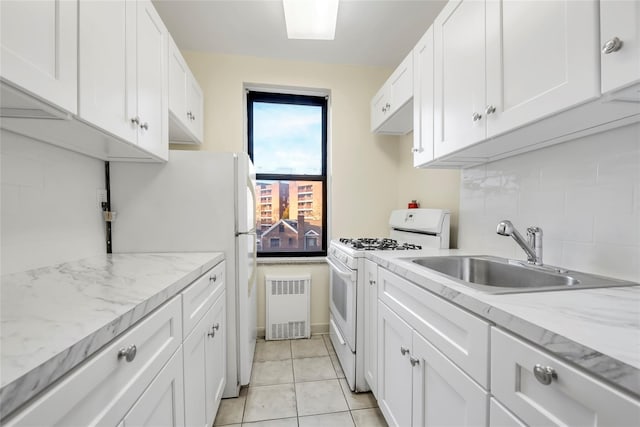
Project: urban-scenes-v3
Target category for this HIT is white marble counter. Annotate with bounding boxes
[368,249,640,398]
[0,252,224,419]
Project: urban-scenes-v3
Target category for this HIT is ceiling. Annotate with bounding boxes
[152,0,448,67]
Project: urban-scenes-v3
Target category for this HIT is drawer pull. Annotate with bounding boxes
[117,345,137,362]
[410,356,420,367]
[400,346,410,356]
[210,274,217,282]
[533,364,557,385]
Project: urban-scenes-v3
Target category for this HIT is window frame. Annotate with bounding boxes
[247,90,328,258]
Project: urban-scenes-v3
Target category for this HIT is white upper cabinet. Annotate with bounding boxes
[78,0,137,144]
[168,36,204,145]
[600,0,640,100]
[0,0,78,114]
[371,52,414,134]
[79,0,168,161]
[136,0,169,160]
[412,26,435,167]
[485,0,599,137]
[433,0,486,158]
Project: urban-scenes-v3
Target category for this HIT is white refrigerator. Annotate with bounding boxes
[110,151,257,398]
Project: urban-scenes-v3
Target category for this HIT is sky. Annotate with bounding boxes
[252,102,322,175]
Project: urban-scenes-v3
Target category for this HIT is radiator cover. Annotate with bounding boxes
[265,275,311,340]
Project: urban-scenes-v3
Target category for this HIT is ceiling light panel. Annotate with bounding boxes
[283,0,339,40]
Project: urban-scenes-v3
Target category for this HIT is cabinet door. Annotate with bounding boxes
[434,0,486,158]
[388,52,413,116]
[600,0,640,95]
[183,293,226,427]
[412,332,488,427]
[413,26,435,167]
[486,0,599,137]
[363,259,378,397]
[168,36,189,128]
[123,349,185,427]
[78,0,138,144]
[0,0,77,113]
[378,302,414,427]
[187,75,204,142]
[136,0,168,160]
[371,85,390,131]
[205,293,227,423]
[491,328,640,426]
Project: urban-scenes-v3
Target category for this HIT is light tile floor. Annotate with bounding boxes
[214,334,388,427]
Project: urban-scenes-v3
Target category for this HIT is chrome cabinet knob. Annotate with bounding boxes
[485,105,496,115]
[187,111,192,120]
[208,323,221,338]
[602,37,623,54]
[140,122,149,130]
[533,364,557,385]
[400,346,410,356]
[410,356,420,367]
[130,116,140,125]
[472,112,483,122]
[117,344,137,362]
[210,274,217,282]
[368,279,375,286]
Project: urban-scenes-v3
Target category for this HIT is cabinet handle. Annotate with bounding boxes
[381,106,387,113]
[533,364,557,385]
[602,37,623,54]
[140,122,149,130]
[472,112,483,122]
[485,105,496,115]
[130,116,140,125]
[410,356,420,367]
[208,323,221,338]
[400,346,410,356]
[369,279,376,286]
[117,344,137,362]
[210,274,217,282]
[191,114,195,121]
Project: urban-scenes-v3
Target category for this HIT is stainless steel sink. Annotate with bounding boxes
[405,255,637,294]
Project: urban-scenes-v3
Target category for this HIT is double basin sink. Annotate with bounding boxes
[404,255,637,294]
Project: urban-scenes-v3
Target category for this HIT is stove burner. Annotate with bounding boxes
[338,238,422,251]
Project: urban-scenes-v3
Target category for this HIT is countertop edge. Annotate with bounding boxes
[0,252,225,420]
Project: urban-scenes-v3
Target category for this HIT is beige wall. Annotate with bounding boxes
[176,52,460,333]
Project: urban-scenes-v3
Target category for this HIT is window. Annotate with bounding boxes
[248,91,327,257]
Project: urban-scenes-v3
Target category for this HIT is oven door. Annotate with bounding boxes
[326,256,357,350]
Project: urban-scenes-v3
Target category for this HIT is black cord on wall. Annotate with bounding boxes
[102,161,112,254]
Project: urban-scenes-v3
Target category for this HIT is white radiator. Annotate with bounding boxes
[265,274,311,340]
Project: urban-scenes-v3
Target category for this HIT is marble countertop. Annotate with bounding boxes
[0,252,224,419]
[368,249,640,398]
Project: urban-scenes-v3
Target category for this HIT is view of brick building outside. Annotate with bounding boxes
[256,181,323,252]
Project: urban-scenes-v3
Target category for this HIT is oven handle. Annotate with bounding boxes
[330,318,346,346]
[326,257,353,278]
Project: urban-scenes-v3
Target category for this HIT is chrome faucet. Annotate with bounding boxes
[496,220,543,265]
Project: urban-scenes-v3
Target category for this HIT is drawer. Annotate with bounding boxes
[378,267,490,388]
[491,327,640,426]
[182,261,225,338]
[5,297,183,427]
[490,398,525,427]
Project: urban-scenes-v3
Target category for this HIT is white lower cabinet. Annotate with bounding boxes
[183,292,226,427]
[378,301,488,427]
[491,328,640,426]
[363,259,378,397]
[4,297,183,427]
[122,349,185,427]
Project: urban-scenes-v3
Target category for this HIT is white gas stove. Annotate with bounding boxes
[327,209,450,392]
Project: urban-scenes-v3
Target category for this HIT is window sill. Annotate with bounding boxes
[257,256,327,265]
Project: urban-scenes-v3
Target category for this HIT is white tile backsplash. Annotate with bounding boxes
[1,131,105,274]
[459,122,640,282]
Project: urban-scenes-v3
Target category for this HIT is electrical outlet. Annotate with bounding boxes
[97,189,107,206]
